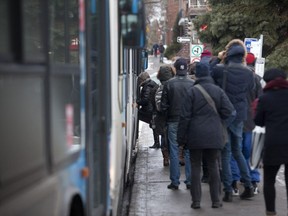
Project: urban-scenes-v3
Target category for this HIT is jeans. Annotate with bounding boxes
[190,149,221,203]
[167,122,191,186]
[231,131,261,182]
[221,121,252,192]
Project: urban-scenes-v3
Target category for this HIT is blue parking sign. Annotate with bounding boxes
[244,38,258,52]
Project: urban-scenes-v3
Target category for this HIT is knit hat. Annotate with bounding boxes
[201,50,212,58]
[137,71,150,86]
[195,62,210,78]
[226,45,245,57]
[246,52,255,65]
[174,58,188,74]
[263,68,287,82]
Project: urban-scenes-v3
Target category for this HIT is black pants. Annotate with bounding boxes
[189,149,221,203]
[263,163,288,213]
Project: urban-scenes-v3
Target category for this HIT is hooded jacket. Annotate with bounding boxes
[212,39,254,122]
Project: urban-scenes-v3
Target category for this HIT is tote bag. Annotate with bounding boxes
[250,126,265,170]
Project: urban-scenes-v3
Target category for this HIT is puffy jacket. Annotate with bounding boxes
[177,77,235,149]
[212,42,254,123]
[161,74,194,122]
[137,79,159,113]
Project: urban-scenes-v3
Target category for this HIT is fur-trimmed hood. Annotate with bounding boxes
[223,39,247,64]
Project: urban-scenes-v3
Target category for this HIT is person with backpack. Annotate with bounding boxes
[154,65,175,166]
[136,71,160,148]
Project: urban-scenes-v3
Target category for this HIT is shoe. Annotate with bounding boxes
[252,182,260,194]
[163,158,169,166]
[212,202,223,208]
[186,184,191,190]
[222,191,233,202]
[191,202,201,209]
[167,183,178,190]
[232,180,239,196]
[240,187,254,200]
[149,143,160,149]
[266,211,277,216]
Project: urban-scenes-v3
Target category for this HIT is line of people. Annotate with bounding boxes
[136,38,288,216]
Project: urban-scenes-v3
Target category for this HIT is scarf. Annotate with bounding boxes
[263,78,288,92]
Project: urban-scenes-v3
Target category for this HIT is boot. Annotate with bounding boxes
[179,146,185,166]
[150,130,160,149]
[161,148,169,166]
[266,211,277,216]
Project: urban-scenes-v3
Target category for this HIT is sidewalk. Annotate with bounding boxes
[128,122,287,216]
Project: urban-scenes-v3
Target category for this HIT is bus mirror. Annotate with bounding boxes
[120,0,146,48]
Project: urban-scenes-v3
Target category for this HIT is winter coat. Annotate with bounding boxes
[137,79,159,123]
[154,65,175,135]
[212,42,254,123]
[177,77,235,149]
[254,78,288,165]
[161,73,195,122]
[244,69,263,132]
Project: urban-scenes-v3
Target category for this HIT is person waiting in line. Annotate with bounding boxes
[161,58,194,190]
[199,49,212,183]
[135,71,160,148]
[211,39,255,202]
[178,62,235,209]
[230,52,263,196]
[254,68,288,216]
[154,65,175,166]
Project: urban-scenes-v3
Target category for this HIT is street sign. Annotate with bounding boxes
[190,44,203,57]
[244,38,257,53]
[177,36,191,43]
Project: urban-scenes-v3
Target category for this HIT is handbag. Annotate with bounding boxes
[250,126,265,170]
[194,84,229,145]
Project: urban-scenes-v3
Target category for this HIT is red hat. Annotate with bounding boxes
[246,52,255,65]
[201,50,212,58]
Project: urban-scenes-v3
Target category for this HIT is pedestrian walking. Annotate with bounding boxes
[254,68,288,216]
[230,52,263,196]
[159,43,165,63]
[136,71,160,148]
[178,62,235,209]
[154,65,175,166]
[161,58,194,190]
[211,39,255,202]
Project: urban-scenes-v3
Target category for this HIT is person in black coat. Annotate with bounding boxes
[254,68,288,216]
[136,71,160,148]
[177,62,235,209]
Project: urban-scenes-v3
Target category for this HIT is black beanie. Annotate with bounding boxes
[263,68,287,82]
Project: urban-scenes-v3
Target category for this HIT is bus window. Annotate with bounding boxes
[49,0,81,165]
[22,0,44,62]
[49,0,79,64]
[0,0,11,61]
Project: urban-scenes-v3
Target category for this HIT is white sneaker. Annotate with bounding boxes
[232,187,239,196]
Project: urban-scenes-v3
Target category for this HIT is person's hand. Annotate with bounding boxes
[132,102,138,108]
[218,50,226,60]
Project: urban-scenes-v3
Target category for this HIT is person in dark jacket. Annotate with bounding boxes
[230,52,263,196]
[254,68,288,216]
[178,62,234,209]
[136,71,160,148]
[161,58,194,190]
[212,39,255,202]
[154,65,175,166]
